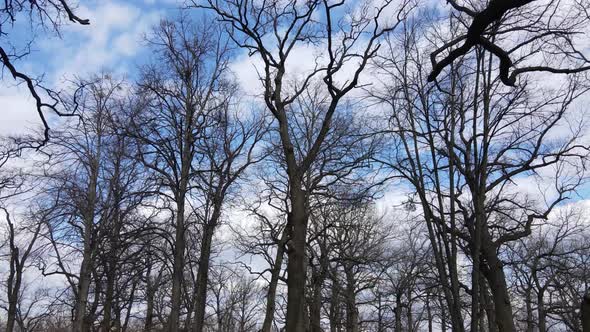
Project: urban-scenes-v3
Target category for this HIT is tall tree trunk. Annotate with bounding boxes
[426,294,433,332]
[537,290,547,332]
[191,216,218,332]
[344,266,358,332]
[261,229,288,332]
[524,288,533,332]
[144,266,160,332]
[74,255,92,332]
[5,250,21,332]
[582,290,590,332]
[168,198,187,332]
[422,210,465,332]
[330,273,342,332]
[395,295,402,332]
[309,273,323,332]
[103,267,115,332]
[480,230,516,332]
[407,288,414,332]
[481,278,498,332]
[440,297,447,332]
[73,141,101,332]
[285,186,308,332]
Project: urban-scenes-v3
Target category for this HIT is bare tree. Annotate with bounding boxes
[508,206,590,332]
[39,75,130,332]
[372,11,590,332]
[1,201,46,332]
[194,2,412,330]
[130,16,265,332]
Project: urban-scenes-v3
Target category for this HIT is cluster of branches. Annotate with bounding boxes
[1,1,590,332]
[0,0,89,146]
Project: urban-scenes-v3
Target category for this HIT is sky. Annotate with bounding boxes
[0,0,180,137]
[2,0,590,204]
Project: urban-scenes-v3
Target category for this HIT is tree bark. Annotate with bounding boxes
[73,154,100,332]
[168,115,192,331]
[395,295,402,332]
[168,198,187,332]
[480,230,516,332]
[191,217,217,332]
[344,265,358,332]
[285,186,309,332]
[5,248,21,332]
[582,291,590,332]
[537,290,547,332]
[329,274,342,332]
[524,288,533,332]
[261,229,288,332]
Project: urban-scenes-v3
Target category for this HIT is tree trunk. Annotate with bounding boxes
[537,290,547,332]
[426,294,433,332]
[191,219,217,332]
[102,268,115,332]
[395,295,402,332]
[422,210,465,332]
[481,279,498,332]
[5,251,21,332]
[285,187,308,332]
[74,255,92,332]
[407,288,413,332]
[524,288,533,332]
[261,229,288,332]
[309,274,323,332]
[581,291,590,332]
[73,147,101,332]
[144,268,159,332]
[168,198,186,332]
[480,231,516,332]
[330,273,342,332]
[344,266,358,332]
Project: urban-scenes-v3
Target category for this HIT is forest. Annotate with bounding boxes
[1,0,590,331]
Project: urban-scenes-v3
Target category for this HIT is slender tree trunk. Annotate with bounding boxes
[407,288,413,332]
[168,198,187,332]
[582,290,590,332]
[377,293,385,332]
[481,279,498,332]
[537,290,547,332]
[395,295,402,332]
[422,210,465,332]
[103,268,115,332]
[261,229,288,332]
[191,216,218,332]
[440,297,447,332]
[144,268,158,332]
[330,273,342,332]
[426,294,433,332]
[344,266,358,332]
[5,253,21,332]
[73,142,101,332]
[74,255,92,332]
[309,273,323,332]
[524,288,533,332]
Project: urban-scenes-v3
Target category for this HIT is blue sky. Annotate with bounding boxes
[2,0,590,204]
[0,0,181,136]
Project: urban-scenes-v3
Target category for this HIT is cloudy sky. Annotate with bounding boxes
[0,0,180,137]
[2,0,590,204]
